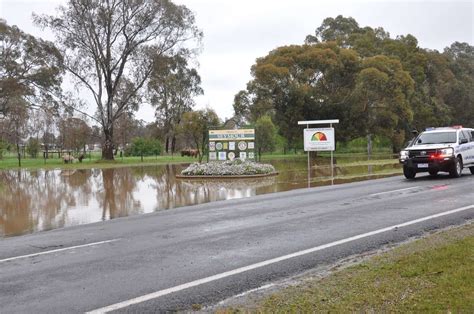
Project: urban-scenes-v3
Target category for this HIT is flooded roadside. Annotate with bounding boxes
[0,157,401,237]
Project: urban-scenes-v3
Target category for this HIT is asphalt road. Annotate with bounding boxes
[1,172,473,313]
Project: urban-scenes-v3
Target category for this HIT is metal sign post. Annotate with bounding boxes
[298,119,339,188]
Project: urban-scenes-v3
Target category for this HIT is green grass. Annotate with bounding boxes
[260,152,397,160]
[219,223,474,312]
[0,153,197,170]
[0,151,399,171]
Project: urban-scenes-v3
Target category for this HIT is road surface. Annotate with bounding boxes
[0,173,473,313]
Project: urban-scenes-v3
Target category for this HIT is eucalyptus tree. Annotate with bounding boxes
[178,109,220,162]
[58,116,92,154]
[444,42,474,126]
[0,19,63,117]
[255,115,277,161]
[234,43,359,147]
[148,54,203,154]
[350,55,414,153]
[35,0,202,160]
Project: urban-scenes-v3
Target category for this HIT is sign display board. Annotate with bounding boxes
[209,129,255,161]
[304,128,335,151]
[209,129,255,141]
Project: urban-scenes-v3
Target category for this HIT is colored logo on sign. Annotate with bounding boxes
[311,132,327,141]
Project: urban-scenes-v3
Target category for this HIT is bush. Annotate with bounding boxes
[26,138,40,158]
[181,159,276,176]
[125,137,162,157]
[337,136,392,153]
[0,140,8,159]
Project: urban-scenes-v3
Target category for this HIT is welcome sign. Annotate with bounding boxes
[209,129,256,161]
[304,128,335,151]
[209,129,255,141]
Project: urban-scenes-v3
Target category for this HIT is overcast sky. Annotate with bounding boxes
[1,0,473,123]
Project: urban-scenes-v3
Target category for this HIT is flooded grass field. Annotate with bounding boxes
[0,156,401,237]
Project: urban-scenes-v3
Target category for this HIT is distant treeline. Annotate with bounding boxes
[234,16,474,152]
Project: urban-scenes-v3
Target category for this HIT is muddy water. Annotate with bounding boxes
[0,157,400,237]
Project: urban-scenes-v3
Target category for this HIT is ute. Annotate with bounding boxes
[399,126,474,179]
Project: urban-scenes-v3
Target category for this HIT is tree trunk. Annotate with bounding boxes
[171,135,176,155]
[102,127,115,160]
[17,143,21,167]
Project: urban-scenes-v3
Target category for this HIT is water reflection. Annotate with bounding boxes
[0,158,400,237]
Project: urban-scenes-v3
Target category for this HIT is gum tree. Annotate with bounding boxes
[35,0,202,159]
[0,19,63,117]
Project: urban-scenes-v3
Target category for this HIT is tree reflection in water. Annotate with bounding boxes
[97,168,141,220]
[0,164,277,237]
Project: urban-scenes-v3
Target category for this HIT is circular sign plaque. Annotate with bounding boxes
[228,152,235,160]
[215,142,223,150]
[238,141,247,150]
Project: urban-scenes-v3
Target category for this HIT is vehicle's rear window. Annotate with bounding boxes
[415,132,457,145]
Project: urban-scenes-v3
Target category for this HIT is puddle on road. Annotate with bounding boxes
[0,157,401,237]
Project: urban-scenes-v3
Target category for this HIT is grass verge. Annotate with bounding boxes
[218,223,474,312]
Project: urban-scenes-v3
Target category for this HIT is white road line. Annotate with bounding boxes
[369,186,421,197]
[87,205,474,314]
[0,239,121,264]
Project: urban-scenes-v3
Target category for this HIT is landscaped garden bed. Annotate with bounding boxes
[177,159,277,178]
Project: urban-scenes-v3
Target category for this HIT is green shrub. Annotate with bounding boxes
[0,140,8,159]
[125,137,162,157]
[26,138,40,158]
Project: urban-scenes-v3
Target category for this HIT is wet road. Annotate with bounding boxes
[0,173,473,312]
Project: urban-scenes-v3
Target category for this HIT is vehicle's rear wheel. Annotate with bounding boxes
[470,167,474,175]
[450,157,463,178]
[403,166,416,179]
[428,169,438,176]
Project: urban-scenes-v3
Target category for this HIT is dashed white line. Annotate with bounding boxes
[0,239,121,264]
[86,205,474,313]
[369,186,421,197]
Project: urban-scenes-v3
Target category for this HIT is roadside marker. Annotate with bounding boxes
[87,205,474,313]
[0,239,120,264]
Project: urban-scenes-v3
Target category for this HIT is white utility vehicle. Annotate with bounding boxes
[399,126,474,179]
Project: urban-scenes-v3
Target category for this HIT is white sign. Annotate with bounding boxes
[218,152,227,160]
[304,128,335,151]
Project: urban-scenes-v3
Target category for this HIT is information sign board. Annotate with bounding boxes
[304,128,335,151]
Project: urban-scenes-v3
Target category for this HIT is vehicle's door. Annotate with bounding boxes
[461,130,474,165]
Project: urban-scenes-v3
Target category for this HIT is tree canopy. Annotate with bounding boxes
[0,19,63,117]
[235,15,474,152]
[35,0,202,159]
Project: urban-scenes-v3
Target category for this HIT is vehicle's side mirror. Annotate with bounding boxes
[460,138,468,144]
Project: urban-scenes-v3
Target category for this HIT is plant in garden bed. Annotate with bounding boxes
[181,159,276,176]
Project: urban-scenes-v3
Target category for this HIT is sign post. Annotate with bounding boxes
[298,120,339,187]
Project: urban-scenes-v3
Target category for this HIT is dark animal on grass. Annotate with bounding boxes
[181,149,199,158]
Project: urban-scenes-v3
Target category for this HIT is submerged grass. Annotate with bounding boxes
[219,223,474,312]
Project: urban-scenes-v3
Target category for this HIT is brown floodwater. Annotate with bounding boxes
[0,156,401,237]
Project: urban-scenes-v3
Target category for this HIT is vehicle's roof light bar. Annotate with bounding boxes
[425,125,463,131]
